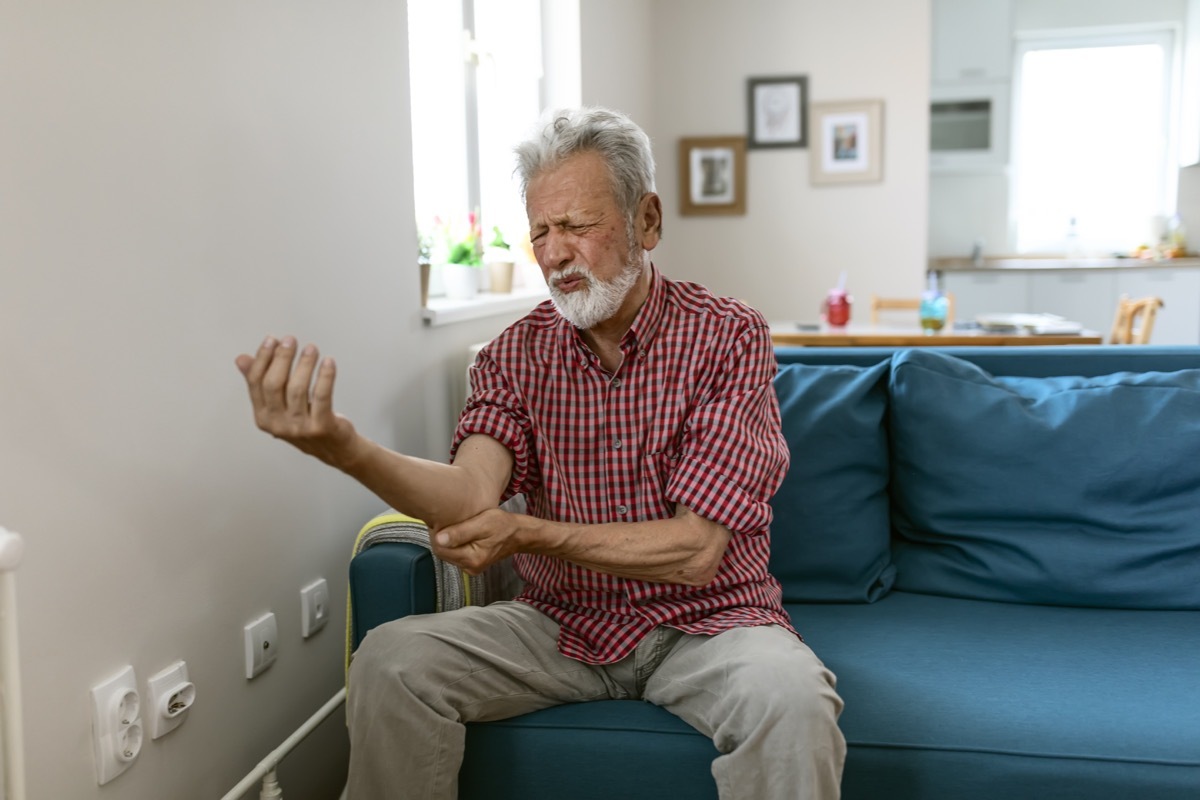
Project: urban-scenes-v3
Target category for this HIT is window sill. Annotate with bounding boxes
[422,285,549,327]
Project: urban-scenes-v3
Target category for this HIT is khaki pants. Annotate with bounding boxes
[346,601,845,799]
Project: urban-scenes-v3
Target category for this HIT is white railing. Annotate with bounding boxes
[219,688,346,800]
[0,527,26,800]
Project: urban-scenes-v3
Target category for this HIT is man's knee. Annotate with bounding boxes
[350,614,452,696]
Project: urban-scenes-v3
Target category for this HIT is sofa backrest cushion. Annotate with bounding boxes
[770,362,896,602]
[888,349,1200,609]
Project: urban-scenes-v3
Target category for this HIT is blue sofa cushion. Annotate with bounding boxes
[770,362,895,602]
[789,592,1200,800]
[888,349,1200,609]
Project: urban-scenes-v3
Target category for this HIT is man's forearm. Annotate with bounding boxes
[338,433,512,531]
[436,504,732,585]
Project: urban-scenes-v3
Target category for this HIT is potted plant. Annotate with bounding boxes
[434,213,484,300]
[484,225,516,294]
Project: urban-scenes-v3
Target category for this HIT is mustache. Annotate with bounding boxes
[549,265,593,288]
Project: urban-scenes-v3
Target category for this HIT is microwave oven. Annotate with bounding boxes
[930,82,1010,171]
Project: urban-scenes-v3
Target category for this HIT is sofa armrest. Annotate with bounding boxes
[349,541,437,651]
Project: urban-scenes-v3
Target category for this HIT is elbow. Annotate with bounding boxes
[678,542,727,587]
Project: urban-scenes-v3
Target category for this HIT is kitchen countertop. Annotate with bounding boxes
[932,256,1200,271]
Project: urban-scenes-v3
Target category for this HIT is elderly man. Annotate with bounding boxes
[236,107,845,799]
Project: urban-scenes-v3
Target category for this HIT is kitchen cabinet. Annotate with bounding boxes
[942,270,1029,322]
[1114,268,1200,345]
[931,0,1014,84]
[1029,271,1115,340]
[940,264,1200,345]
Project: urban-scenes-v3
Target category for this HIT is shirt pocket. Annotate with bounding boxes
[642,422,684,510]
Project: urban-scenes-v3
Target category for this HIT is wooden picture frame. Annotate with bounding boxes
[810,99,884,185]
[748,75,809,148]
[679,136,747,216]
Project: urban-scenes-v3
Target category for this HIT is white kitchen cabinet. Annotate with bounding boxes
[931,0,1014,84]
[941,270,1029,322]
[1114,268,1200,345]
[1029,270,1116,339]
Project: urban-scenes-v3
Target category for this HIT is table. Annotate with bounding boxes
[770,323,1104,347]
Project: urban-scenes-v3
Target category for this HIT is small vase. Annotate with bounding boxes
[487,260,515,294]
[441,263,480,300]
[419,262,430,307]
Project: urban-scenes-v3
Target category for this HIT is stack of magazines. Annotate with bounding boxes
[975,313,1085,335]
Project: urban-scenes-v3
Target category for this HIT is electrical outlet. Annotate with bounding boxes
[300,577,330,638]
[90,665,143,785]
[146,660,196,739]
[244,612,278,679]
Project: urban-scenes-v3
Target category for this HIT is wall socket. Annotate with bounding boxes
[90,665,143,785]
[146,660,196,739]
[244,612,278,679]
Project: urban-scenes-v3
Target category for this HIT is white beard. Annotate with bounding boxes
[548,261,642,330]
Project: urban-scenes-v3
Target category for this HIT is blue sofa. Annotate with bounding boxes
[349,346,1200,799]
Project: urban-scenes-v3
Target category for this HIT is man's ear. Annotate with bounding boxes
[637,192,663,251]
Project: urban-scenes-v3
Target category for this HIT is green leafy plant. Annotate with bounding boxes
[441,211,483,267]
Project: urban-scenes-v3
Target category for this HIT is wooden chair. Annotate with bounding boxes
[1109,295,1164,344]
[869,293,956,327]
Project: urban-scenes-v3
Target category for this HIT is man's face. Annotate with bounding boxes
[526,151,645,329]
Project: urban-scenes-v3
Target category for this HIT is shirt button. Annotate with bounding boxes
[613,437,623,450]
[616,504,628,515]
[612,378,622,388]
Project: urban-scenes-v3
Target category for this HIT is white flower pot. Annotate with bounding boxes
[441,263,480,300]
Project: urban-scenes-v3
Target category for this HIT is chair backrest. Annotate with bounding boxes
[1109,295,1164,344]
[869,294,956,326]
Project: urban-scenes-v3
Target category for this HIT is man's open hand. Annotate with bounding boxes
[235,335,360,469]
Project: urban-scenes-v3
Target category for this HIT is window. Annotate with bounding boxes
[408,0,543,279]
[1010,28,1178,255]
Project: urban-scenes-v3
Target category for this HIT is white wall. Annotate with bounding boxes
[0,1,527,798]
[645,0,932,321]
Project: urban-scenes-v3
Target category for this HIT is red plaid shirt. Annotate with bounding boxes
[452,267,793,664]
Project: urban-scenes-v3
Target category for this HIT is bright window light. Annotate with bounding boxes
[407,0,542,266]
[1012,31,1175,255]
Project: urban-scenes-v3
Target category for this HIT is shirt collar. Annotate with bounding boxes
[621,262,665,358]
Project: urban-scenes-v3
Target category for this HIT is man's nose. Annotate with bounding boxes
[537,229,572,271]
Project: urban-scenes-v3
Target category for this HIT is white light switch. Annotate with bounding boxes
[300,578,330,638]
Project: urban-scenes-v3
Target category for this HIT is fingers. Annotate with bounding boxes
[238,336,279,412]
[260,336,298,414]
[239,335,333,426]
[286,343,321,415]
[310,356,337,419]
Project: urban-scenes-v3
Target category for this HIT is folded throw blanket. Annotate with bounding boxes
[344,502,526,677]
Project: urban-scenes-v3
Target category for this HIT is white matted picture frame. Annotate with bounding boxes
[810,100,884,185]
[678,136,747,216]
[747,75,809,148]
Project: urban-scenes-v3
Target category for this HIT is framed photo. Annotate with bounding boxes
[747,76,808,148]
[810,100,884,185]
[678,136,747,216]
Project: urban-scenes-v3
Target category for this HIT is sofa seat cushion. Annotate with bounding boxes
[461,699,717,800]
[771,361,895,602]
[790,591,1200,800]
[887,348,1200,609]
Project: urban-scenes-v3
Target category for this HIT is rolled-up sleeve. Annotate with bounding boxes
[450,348,536,501]
[664,324,789,535]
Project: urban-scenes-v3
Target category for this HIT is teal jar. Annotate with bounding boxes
[919,288,949,334]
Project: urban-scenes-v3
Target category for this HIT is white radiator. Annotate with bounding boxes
[0,527,26,800]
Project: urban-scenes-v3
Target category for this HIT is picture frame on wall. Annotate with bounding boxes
[810,99,884,185]
[678,136,747,216]
[747,75,808,148]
